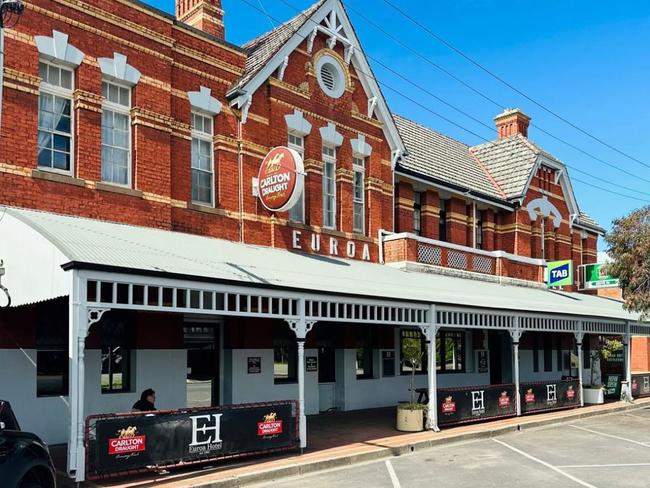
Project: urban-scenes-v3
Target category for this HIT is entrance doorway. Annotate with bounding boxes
[184,324,219,407]
[488,330,512,384]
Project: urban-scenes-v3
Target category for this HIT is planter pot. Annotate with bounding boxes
[396,405,424,432]
[583,387,605,404]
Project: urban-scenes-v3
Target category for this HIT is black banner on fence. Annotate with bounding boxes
[437,384,516,426]
[632,374,650,398]
[520,379,580,413]
[87,401,298,479]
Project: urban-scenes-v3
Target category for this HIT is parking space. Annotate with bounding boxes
[258,407,650,488]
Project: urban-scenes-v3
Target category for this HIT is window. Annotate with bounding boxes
[583,337,591,369]
[322,145,336,228]
[401,328,427,374]
[413,191,422,235]
[437,330,465,372]
[101,346,131,393]
[533,334,540,372]
[38,61,73,173]
[37,351,68,397]
[556,335,562,372]
[191,112,214,205]
[274,341,297,384]
[543,334,553,372]
[353,157,365,233]
[476,210,484,249]
[288,133,305,223]
[382,350,395,377]
[439,199,448,241]
[356,348,373,379]
[101,81,131,186]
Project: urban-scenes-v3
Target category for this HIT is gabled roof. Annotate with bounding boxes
[232,0,325,92]
[575,211,606,234]
[394,115,506,202]
[226,0,405,155]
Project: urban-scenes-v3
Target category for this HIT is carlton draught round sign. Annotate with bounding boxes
[257,146,304,212]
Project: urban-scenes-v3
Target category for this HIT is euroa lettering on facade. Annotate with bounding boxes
[0,0,648,484]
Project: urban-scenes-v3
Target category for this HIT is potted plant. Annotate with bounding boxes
[583,338,623,404]
[396,337,427,431]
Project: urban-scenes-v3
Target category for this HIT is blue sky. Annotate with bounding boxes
[150,0,650,245]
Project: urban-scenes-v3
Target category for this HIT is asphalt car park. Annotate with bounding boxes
[258,406,650,488]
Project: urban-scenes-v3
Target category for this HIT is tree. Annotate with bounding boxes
[401,337,425,407]
[605,206,650,317]
[589,338,623,387]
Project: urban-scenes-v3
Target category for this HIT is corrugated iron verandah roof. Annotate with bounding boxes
[0,206,646,334]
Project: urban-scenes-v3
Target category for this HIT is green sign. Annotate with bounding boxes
[604,374,622,399]
[583,263,619,290]
[546,260,573,287]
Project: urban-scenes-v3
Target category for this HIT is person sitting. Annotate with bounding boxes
[132,388,156,411]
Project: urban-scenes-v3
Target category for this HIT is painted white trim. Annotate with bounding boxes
[320,122,343,147]
[526,196,562,228]
[383,231,546,266]
[35,30,85,67]
[97,52,141,86]
[227,0,405,155]
[284,109,312,136]
[351,134,372,158]
[188,86,223,116]
[315,54,346,99]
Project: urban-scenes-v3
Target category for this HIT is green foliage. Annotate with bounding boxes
[605,206,650,317]
[589,338,623,387]
[402,337,424,406]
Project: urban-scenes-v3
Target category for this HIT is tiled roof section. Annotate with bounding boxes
[231,0,325,92]
[469,134,540,199]
[575,211,605,233]
[394,115,505,200]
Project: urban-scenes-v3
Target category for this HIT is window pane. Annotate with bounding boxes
[37,148,52,168]
[53,151,70,171]
[60,69,72,89]
[274,343,297,383]
[101,346,131,393]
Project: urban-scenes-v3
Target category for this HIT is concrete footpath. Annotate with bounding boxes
[62,398,650,488]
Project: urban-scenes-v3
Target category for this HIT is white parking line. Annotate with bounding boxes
[557,463,650,468]
[385,459,401,488]
[570,425,650,447]
[493,439,598,488]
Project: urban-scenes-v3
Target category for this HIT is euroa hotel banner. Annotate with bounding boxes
[88,402,298,478]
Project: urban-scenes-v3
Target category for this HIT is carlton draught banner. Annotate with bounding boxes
[86,401,298,479]
[438,384,517,426]
[519,379,580,413]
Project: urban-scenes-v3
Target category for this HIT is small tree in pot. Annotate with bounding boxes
[583,338,623,404]
[396,337,427,432]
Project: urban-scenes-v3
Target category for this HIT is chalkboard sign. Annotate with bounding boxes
[306,356,318,372]
[477,350,489,374]
[382,350,395,377]
[247,357,261,374]
[604,374,622,398]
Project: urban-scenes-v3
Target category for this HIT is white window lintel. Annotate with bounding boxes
[98,52,141,86]
[351,134,372,158]
[285,109,312,137]
[35,30,85,67]
[188,86,223,116]
[320,122,343,147]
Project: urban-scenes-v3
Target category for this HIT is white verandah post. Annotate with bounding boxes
[574,327,585,407]
[423,304,439,432]
[624,321,633,402]
[67,271,109,482]
[286,298,316,451]
[509,320,522,417]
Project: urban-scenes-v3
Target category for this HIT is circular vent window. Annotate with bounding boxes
[316,55,345,99]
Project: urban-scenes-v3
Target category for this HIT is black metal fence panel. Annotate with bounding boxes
[520,379,580,413]
[437,384,517,426]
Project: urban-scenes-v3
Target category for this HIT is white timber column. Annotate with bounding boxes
[574,328,585,407]
[420,304,439,432]
[286,298,316,451]
[624,321,633,401]
[509,322,523,417]
[68,271,110,482]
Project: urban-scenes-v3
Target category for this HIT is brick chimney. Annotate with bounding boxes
[494,108,531,139]
[176,0,225,39]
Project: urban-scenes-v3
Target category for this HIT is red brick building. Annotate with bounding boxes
[0,0,646,483]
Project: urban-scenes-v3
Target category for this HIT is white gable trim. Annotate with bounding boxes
[227,0,405,156]
[320,122,343,147]
[35,30,85,67]
[188,86,223,116]
[520,155,579,220]
[98,53,141,86]
[285,109,312,136]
